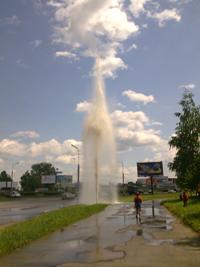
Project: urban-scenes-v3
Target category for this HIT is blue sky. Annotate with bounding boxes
[0,0,199,182]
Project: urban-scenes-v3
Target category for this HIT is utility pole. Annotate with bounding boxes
[71,144,80,188]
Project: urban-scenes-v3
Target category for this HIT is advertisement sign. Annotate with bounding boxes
[56,175,73,183]
[41,175,56,184]
[137,161,163,177]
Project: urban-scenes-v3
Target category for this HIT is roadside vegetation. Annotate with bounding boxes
[163,197,200,233]
[0,203,107,257]
[119,192,179,202]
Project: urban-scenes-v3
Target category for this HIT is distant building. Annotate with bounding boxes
[137,175,177,191]
[0,181,18,190]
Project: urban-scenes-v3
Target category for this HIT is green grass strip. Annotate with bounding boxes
[0,203,107,257]
[163,198,200,233]
[119,192,179,202]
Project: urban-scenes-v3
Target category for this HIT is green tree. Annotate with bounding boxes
[0,171,12,181]
[20,171,38,192]
[20,162,56,192]
[168,91,200,190]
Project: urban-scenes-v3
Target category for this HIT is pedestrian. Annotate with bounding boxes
[134,192,142,224]
[182,191,189,207]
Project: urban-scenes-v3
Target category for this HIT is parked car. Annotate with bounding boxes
[9,191,21,198]
[61,192,76,200]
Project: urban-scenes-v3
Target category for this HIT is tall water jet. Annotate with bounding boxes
[80,59,117,204]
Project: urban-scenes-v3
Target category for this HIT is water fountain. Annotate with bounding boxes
[80,58,117,204]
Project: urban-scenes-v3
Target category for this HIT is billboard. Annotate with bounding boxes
[41,175,56,184]
[137,161,163,177]
[56,175,73,184]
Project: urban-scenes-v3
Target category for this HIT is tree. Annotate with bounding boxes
[20,171,38,192]
[0,171,12,181]
[168,91,200,190]
[20,162,56,192]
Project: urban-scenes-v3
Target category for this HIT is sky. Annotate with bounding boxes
[0,0,200,183]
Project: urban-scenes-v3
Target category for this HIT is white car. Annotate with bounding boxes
[61,192,76,200]
[9,191,21,198]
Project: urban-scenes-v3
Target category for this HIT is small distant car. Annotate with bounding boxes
[168,189,176,193]
[61,192,76,200]
[9,191,21,198]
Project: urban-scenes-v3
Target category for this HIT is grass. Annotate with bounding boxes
[119,192,179,202]
[163,197,200,233]
[0,195,12,202]
[0,203,107,257]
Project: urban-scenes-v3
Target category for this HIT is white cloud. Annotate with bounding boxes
[151,121,163,126]
[55,51,79,60]
[55,155,74,164]
[50,0,139,77]
[127,43,138,52]
[0,139,27,156]
[129,0,152,17]
[11,131,40,139]
[32,40,43,48]
[29,139,63,157]
[0,15,21,26]
[117,127,162,151]
[149,8,181,27]
[111,110,149,129]
[76,101,91,112]
[179,83,196,90]
[95,55,127,78]
[122,90,155,104]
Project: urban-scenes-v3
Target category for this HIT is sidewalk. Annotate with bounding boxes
[1,201,200,267]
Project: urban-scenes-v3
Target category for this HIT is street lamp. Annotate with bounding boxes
[71,144,80,188]
[11,161,19,191]
[121,161,125,185]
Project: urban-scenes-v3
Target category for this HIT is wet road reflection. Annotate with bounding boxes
[0,201,175,267]
[0,197,76,226]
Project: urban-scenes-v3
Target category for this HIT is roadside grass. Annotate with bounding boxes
[0,203,107,257]
[0,195,11,202]
[119,192,179,202]
[163,197,200,233]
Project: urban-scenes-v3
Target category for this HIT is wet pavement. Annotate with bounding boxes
[1,201,200,267]
[0,197,76,226]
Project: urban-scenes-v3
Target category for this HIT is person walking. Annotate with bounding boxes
[182,191,189,207]
[134,192,142,224]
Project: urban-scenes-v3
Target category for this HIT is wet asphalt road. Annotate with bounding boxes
[0,197,76,226]
[1,201,200,267]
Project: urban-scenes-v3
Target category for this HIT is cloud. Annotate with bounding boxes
[149,8,181,27]
[50,0,139,77]
[111,110,149,129]
[32,40,43,48]
[55,155,74,164]
[76,101,91,112]
[55,50,79,60]
[129,0,152,17]
[116,127,162,151]
[127,43,138,52]
[0,139,27,156]
[0,15,21,26]
[29,139,63,157]
[122,90,155,104]
[16,59,28,68]
[179,83,196,90]
[11,131,40,139]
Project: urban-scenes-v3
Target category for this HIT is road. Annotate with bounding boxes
[0,197,76,226]
[1,200,200,267]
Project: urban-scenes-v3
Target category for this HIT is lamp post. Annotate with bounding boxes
[121,161,125,185]
[11,161,19,191]
[71,144,80,188]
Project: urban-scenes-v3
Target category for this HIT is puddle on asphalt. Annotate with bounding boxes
[0,202,175,267]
